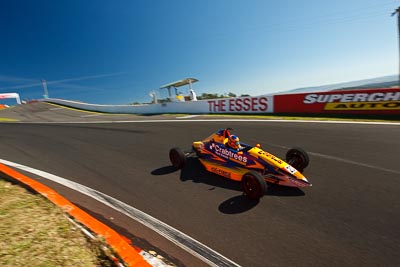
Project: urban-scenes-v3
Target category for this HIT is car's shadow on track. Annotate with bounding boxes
[218,195,260,214]
[151,165,177,175]
[217,185,305,214]
[151,157,305,214]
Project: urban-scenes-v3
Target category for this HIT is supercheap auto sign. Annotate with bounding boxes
[274,88,400,115]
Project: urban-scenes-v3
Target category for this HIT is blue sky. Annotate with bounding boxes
[0,0,399,105]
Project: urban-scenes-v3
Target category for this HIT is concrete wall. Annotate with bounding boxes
[43,95,274,114]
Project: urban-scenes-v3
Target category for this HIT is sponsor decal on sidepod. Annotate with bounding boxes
[210,167,232,178]
[209,143,248,163]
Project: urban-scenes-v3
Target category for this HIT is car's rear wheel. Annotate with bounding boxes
[169,147,186,169]
[242,171,267,200]
[286,147,309,172]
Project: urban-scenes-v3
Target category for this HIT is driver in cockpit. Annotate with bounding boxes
[227,135,242,151]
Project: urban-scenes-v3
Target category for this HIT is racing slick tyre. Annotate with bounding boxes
[169,147,186,169]
[286,147,309,172]
[242,171,267,200]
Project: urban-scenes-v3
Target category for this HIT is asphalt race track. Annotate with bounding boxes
[1,103,400,267]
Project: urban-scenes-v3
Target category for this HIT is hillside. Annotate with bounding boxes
[277,74,398,94]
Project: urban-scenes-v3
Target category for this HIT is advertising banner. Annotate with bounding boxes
[45,95,274,114]
[274,88,400,115]
[206,96,273,113]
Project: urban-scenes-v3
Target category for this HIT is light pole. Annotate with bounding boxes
[42,79,49,98]
[392,6,400,87]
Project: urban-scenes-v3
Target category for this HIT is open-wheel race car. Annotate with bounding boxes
[169,128,311,200]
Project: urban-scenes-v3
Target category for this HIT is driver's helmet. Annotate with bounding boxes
[227,135,241,150]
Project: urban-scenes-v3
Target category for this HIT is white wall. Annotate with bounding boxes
[42,95,274,114]
[0,93,21,104]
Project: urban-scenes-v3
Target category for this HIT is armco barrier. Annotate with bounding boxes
[274,88,400,116]
[43,95,274,114]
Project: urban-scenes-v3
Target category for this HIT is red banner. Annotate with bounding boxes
[274,88,400,115]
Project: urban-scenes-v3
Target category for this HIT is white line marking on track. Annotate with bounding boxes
[0,159,240,267]
[309,152,400,175]
[264,142,400,175]
[81,114,103,118]
[176,115,200,119]
[11,119,400,125]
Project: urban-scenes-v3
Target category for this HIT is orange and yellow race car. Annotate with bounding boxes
[169,128,311,200]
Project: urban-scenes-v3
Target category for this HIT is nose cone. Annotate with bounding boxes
[289,176,312,187]
[300,177,312,187]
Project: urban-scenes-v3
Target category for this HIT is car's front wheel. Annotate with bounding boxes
[242,171,267,200]
[286,147,309,172]
[169,147,186,169]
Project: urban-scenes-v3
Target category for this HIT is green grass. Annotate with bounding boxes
[0,179,115,267]
[0,118,18,122]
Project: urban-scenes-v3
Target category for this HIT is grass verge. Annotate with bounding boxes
[0,118,19,122]
[0,179,116,267]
